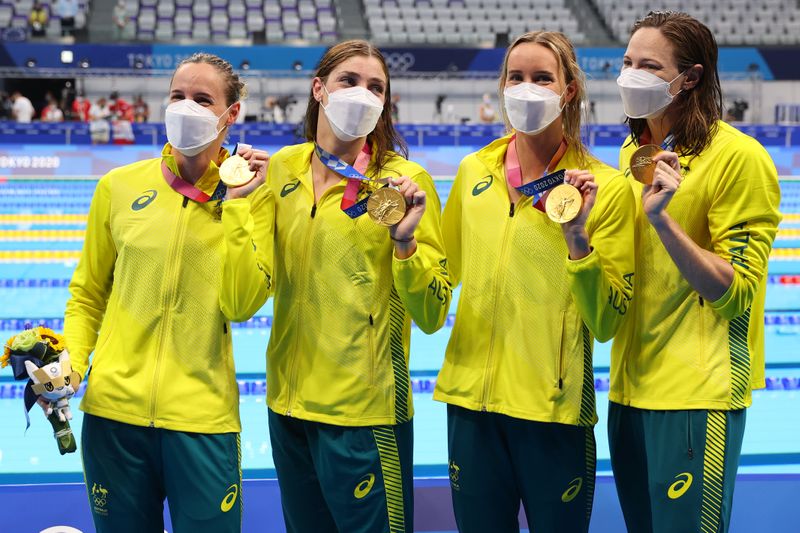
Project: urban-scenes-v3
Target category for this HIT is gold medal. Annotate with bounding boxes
[545,183,582,223]
[629,144,662,185]
[367,187,406,227]
[219,154,256,187]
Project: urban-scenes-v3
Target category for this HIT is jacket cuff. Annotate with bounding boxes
[221,198,251,228]
[564,247,600,273]
[392,247,425,285]
[709,279,737,319]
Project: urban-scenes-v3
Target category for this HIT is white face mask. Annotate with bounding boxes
[165,99,232,157]
[503,83,565,136]
[617,68,684,119]
[321,85,384,142]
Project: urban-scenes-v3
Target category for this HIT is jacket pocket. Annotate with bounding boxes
[555,310,566,391]
[94,295,120,355]
[698,295,707,370]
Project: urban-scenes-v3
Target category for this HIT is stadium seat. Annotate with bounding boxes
[155,21,174,40]
[0,5,13,27]
[210,10,229,30]
[246,11,266,30]
[230,21,248,38]
[174,8,192,31]
[263,2,281,19]
[193,0,212,18]
[157,2,176,18]
[137,8,157,31]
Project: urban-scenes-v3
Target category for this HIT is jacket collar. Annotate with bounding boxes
[161,143,230,197]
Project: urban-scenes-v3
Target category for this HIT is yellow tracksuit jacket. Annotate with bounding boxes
[433,135,636,426]
[64,144,274,433]
[265,142,451,426]
[611,121,782,410]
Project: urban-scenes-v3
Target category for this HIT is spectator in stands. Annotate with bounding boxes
[261,96,285,123]
[112,0,128,41]
[133,94,149,122]
[0,92,12,120]
[28,2,48,38]
[61,81,76,111]
[41,93,64,122]
[72,92,91,122]
[55,0,79,37]
[391,93,400,122]
[262,39,450,533]
[109,91,133,121]
[10,91,35,123]
[477,92,497,123]
[64,52,271,533]
[433,31,635,533]
[610,11,781,533]
[88,97,111,144]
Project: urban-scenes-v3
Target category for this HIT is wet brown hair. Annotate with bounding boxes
[172,53,248,106]
[626,11,723,156]
[305,40,408,174]
[498,31,588,167]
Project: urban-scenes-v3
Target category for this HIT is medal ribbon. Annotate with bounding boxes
[161,160,227,204]
[640,129,676,152]
[505,135,568,212]
[314,144,373,219]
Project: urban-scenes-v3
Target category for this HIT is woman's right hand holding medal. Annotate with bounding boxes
[224,144,269,200]
[388,175,426,259]
[642,151,682,227]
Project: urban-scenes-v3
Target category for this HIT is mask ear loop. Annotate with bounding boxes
[668,69,690,98]
[557,85,571,113]
[216,102,237,134]
[319,83,331,110]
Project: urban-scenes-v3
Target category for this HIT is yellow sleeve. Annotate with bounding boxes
[64,175,117,378]
[392,171,452,334]
[219,183,275,322]
[566,172,636,342]
[441,164,464,288]
[708,144,782,320]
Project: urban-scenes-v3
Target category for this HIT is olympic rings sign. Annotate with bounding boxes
[384,52,416,73]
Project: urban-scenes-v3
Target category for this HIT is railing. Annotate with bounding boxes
[2,121,800,147]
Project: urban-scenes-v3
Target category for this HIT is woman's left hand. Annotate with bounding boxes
[225,144,269,200]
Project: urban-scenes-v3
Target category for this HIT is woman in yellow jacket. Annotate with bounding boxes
[610,12,781,532]
[433,31,636,532]
[63,53,273,532]
[263,40,450,533]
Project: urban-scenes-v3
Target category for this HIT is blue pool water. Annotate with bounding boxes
[1,146,799,484]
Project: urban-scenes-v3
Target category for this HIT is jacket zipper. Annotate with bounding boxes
[286,197,324,416]
[480,199,519,410]
[148,195,188,425]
